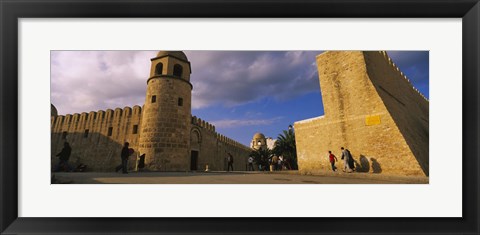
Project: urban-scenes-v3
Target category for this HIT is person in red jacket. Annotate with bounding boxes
[328,151,338,172]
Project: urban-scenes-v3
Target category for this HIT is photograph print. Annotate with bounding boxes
[50,50,429,184]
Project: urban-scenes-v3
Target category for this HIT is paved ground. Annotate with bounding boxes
[52,170,428,184]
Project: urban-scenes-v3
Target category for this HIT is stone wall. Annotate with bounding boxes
[51,106,142,172]
[294,51,428,177]
[51,109,250,172]
[190,116,251,171]
[138,77,192,171]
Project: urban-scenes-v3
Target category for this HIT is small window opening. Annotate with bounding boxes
[178,97,183,106]
[84,129,89,138]
[108,127,113,137]
[133,125,138,134]
[155,63,163,75]
[173,64,183,77]
[151,95,156,103]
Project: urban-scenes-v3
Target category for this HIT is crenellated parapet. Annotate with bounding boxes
[190,115,248,150]
[215,131,250,151]
[51,105,143,136]
[378,51,429,102]
[191,115,216,132]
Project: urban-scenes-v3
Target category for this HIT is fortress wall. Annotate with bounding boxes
[294,51,427,176]
[364,52,429,175]
[191,116,250,171]
[51,106,142,171]
[51,106,248,172]
[215,133,251,171]
[190,117,217,171]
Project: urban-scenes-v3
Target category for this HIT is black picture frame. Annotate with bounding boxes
[1,0,478,234]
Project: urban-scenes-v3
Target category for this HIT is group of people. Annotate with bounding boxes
[270,155,284,171]
[115,142,146,173]
[328,147,356,173]
[246,155,287,172]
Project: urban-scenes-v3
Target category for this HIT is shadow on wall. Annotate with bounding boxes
[352,154,382,173]
[354,155,371,173]
[370,158,382,173]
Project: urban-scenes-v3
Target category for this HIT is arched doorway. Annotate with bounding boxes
[190,129,201,171]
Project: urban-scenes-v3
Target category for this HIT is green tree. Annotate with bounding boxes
[273,128,298,170]
[249,148,272,171]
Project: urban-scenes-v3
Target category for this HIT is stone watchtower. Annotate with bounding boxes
[138,51,192,171]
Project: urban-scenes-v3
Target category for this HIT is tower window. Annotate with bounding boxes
[178,97,183,106]
[84,129,89,138]
[151,95,156,103]
[107,127,113,137]
[155,63,163,75]
[62,131,68,140]
[132,125,138,134]
[173,64,183,77]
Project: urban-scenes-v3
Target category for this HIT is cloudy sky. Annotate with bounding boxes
[51,51,429,146]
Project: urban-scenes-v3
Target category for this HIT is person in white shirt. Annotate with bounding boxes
[277,156,283,171]
[247,156,254,171]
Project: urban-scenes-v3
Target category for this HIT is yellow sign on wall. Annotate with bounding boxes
[365,115,381,126]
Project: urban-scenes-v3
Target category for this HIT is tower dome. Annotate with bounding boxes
[252,132,267,150]
[253,133,266,139]
[149,51,192,81]
[156,51,188,61]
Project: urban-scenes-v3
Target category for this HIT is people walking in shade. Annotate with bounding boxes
[328,150,338,172]
[54,142,73,172]
[115,142,131,174]
[227,152,234,172]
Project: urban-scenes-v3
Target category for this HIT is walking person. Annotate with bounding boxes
[54,142,73,172]
[341,147,353,173]
[247,156,255,171]
[227,152,234,172]
[277,156,283,171]
[328,151,338,172]
[271,155,279,171]
[115,142,131,174]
